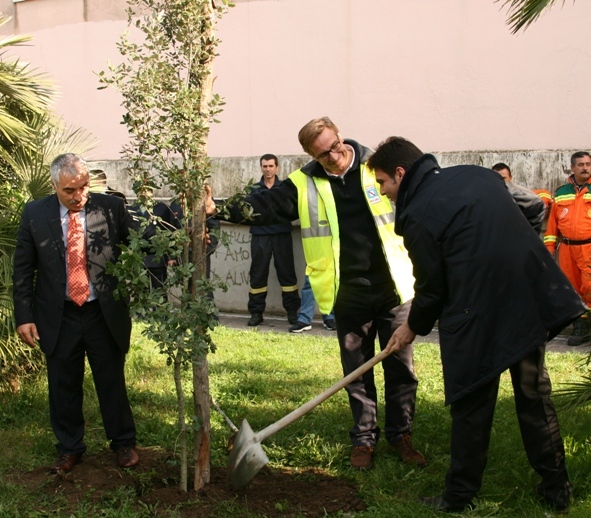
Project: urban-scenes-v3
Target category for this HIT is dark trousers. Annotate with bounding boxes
[445,344,570,505]
[333,281,417,446]
[45,300,136,455]
[248,233,300,314]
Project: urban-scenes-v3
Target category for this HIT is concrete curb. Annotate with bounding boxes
[216,313,591,354]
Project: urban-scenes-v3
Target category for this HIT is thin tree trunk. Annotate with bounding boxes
[189,184,210,490]
[193,357,211,489]
[174,352,188,492]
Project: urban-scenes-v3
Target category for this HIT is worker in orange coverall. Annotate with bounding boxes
[544,151,591,346]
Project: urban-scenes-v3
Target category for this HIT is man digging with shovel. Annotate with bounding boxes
[208,117,425,473]
[370,136,584,513]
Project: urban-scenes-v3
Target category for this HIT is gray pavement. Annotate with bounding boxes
[217,312,591,354]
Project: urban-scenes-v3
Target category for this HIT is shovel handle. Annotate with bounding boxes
[256,347,393,443]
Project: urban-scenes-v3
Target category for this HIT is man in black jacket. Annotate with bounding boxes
[368,136,586,513]
[245,154,300,326]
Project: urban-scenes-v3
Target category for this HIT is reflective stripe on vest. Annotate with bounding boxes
[300,175,332,238]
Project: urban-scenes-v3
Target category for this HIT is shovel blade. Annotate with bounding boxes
[227,419,269,489]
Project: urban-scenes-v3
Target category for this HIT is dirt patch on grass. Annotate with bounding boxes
[12,446,366,516]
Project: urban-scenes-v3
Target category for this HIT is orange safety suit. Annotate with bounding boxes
[544,176,591,307]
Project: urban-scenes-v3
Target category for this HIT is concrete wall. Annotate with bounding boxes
[92,149,576,201]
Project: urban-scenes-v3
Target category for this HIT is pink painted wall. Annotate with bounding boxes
[1,0,590,160]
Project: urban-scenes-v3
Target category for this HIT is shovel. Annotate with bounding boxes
[227,347,394,488]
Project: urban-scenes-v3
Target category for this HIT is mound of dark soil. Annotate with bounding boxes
[12,446,366,516]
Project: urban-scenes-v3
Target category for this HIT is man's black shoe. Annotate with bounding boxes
[537,481,572,513]
[247,313,263,326]
[420,495,475,513]
[117,446,139,469]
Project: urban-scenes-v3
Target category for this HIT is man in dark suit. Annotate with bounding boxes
[13,153,140,473]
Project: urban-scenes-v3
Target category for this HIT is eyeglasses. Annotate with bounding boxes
[314,138,342,161]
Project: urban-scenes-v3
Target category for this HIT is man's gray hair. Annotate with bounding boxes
[49,153,88,184]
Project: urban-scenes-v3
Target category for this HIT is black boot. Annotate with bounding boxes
[247,313,263,326]
[567,318,591,346]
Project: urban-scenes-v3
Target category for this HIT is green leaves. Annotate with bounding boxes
[498,0,567,34]
[98,0,233,365]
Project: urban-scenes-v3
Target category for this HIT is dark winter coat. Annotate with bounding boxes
[395,154,586,404]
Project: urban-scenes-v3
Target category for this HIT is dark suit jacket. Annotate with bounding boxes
[13,193,138,355]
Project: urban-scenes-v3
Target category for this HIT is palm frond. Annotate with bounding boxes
[553,370,591,411]
[0,62,54,115]
[9,113,97,201]
[498,0,568,33]
[0,250,17,347]
[0,105,32,144]
[0,15,55,151]
[42,118,98,160]
[0,33,32,50]
[0,14,36,54]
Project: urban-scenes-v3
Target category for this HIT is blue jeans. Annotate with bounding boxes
[297,276,334,324]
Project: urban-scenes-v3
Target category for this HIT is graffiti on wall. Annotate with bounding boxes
[210,228,251,287]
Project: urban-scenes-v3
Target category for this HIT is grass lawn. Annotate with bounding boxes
[1,323,591,516]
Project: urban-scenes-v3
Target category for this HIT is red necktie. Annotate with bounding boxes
[67,211,90,306]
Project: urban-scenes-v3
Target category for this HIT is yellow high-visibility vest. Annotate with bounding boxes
[289,164,415,314]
